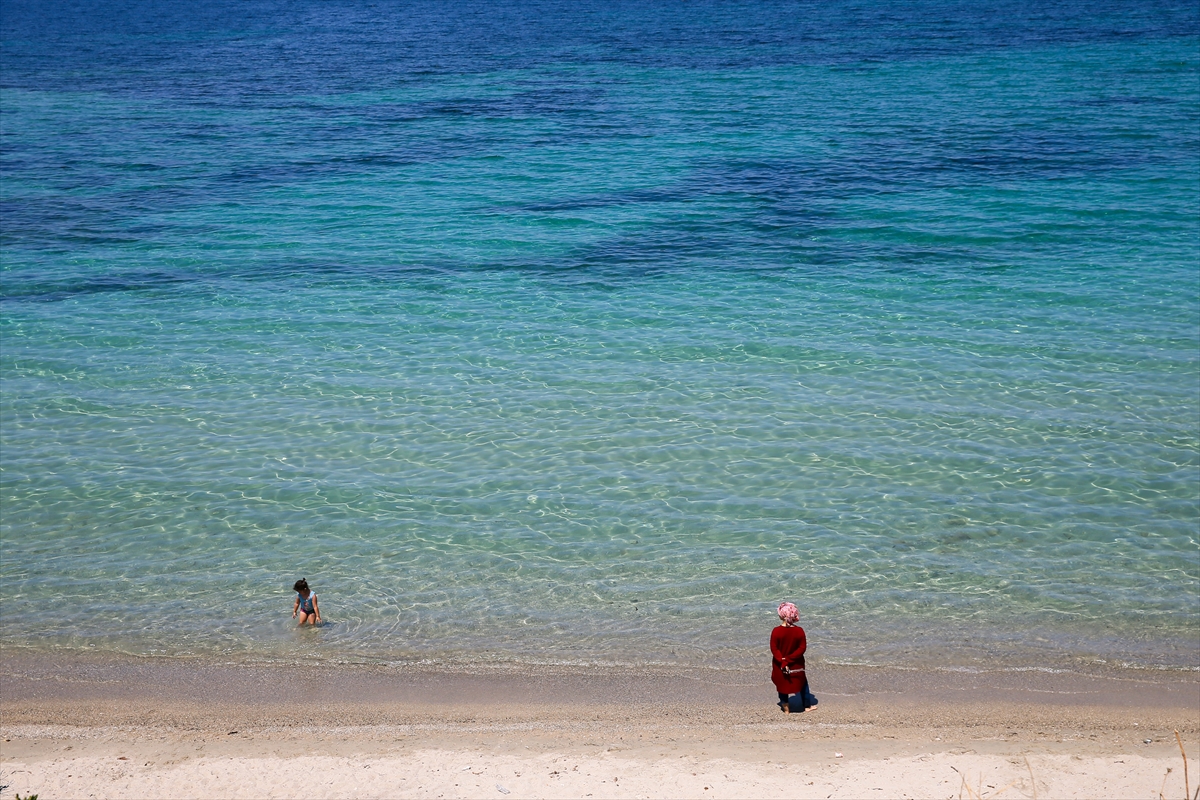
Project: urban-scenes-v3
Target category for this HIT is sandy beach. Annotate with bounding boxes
[2,652,1196,799]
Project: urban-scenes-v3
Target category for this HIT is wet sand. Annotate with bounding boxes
[2,651,1197,799]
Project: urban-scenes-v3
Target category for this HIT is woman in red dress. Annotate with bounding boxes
[771,601,814,712]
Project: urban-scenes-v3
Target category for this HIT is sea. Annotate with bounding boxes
[1,0,1197,676]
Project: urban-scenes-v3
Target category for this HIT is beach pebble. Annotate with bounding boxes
[496,785,510,794]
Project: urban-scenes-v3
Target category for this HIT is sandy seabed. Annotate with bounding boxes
[1,653,1197,799]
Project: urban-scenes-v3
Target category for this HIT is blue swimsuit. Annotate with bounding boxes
[298,592,316,615]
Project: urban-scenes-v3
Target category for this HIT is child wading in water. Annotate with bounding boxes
[292,579,321,626]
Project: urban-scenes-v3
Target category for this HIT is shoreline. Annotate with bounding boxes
[3,650,1197,798]
[3,647,1197,707]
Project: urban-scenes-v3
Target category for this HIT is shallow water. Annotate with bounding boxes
[1,0,1197,673]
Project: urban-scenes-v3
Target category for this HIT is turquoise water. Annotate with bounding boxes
[2,0,1198,672]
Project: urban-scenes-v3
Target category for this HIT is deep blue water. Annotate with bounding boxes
[1,0,1197,672]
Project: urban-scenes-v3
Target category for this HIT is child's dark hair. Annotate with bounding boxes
[293,578,309,593]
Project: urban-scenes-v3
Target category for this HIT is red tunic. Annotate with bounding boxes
[770,625,807,694]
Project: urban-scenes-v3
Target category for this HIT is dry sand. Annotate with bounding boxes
[2,652,1197,799]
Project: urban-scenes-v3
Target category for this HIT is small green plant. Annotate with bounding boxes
[15,793,38,800]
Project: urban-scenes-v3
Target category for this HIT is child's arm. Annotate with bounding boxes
[292,596,299,618]
[312,596,321,624]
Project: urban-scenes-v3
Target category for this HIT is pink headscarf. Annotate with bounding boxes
[777,602,799,624]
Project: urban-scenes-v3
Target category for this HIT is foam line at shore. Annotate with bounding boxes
[3,649,1196,718]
